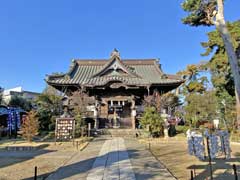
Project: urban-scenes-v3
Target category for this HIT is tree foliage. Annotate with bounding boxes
[144,90,162,112]
[201,21,240,129]
[177,64,208,94]
[36,86,62,131]
[37,93,62,115]
[216,90,236,129]
[69,90,90,136]
[69,90,89,114]
[144,91,181,114]
[0,87,4,105]
[178,64,217,127]
[43,85,62,96]
[182,0,217,26]
[21,111,39,142]
[140,107,164,137]
[8,95,32,111]
[161,92,182,114]
[201,21,240,96]
[184,90,217,127]
[181,0,240,113]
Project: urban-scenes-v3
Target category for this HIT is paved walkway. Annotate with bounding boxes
[125,138,176,180]
[87,137,135,180]
[47,136,176,180]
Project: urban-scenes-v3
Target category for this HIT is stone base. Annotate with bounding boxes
[112,126,120,129]
[6,144,47,151]
[164,128,169,139]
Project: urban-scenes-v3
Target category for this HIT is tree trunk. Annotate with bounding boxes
[235,89,240,129]
[215,0,240,106]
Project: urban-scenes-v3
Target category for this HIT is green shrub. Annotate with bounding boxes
[175,125,190,134]
[140,107,164,137]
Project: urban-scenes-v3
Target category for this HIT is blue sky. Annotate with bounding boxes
[0,0,239,92]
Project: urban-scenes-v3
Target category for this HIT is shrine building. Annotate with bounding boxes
[46,49,184,129]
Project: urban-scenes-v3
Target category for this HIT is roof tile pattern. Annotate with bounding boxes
[46,59,183,87]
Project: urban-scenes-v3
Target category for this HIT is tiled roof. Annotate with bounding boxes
[46,58,183,87]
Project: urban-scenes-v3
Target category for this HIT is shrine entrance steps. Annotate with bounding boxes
[100,129,142,138]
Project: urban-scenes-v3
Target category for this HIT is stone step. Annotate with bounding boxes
[100,129,142,137]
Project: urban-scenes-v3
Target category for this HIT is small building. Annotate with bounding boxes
[0,105,26,137]
[46,49,184,129]
[3,87,40,104]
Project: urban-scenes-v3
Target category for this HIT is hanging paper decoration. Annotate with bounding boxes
[16,109,21,129]
[187,130,205,160]
[7,109,12,131]
[203,129,219,158]
[187,129,231,160]
[6,107,24,135]
[11,110,15,130]
[208,134,219,159]
[217,130,231,159]
[186,129,194,155]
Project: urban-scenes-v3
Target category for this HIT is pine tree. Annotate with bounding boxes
[36,88,62,131]
[201,21,240,129]
[181,0,240,108]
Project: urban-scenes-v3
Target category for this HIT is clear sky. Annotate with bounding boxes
[0,0,239,93]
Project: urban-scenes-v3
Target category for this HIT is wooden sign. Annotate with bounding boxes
[55,118,75,141]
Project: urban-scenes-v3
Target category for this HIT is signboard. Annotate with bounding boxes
[55,118,75,141]
[108,105,123,113]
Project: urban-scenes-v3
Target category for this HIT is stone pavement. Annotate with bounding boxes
[87,137,135,180]
[47,136,176,180]
[46,137,105,180]
[125,138,176,180]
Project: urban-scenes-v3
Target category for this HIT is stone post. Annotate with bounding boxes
[131,97,136,129]
[131,109,136,129]
[161,112,169,139]
[93,108,98,129]
[94,100,99,129]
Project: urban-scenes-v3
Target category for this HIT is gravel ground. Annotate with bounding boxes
[147,138,240,180]
[0,136,239,180]
[0,142,78,180]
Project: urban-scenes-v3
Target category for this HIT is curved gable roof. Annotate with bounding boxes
[46,51,183,88]
[90,54,140,78]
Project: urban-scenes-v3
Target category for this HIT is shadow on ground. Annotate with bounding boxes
[187,157,240,180]
[0,144,55,169]
[23,138,173,180]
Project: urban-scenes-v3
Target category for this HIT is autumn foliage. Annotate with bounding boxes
[21,111,39,142]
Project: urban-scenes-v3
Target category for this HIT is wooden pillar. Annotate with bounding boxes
[113,109,117,127]
[147,86,150,96]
